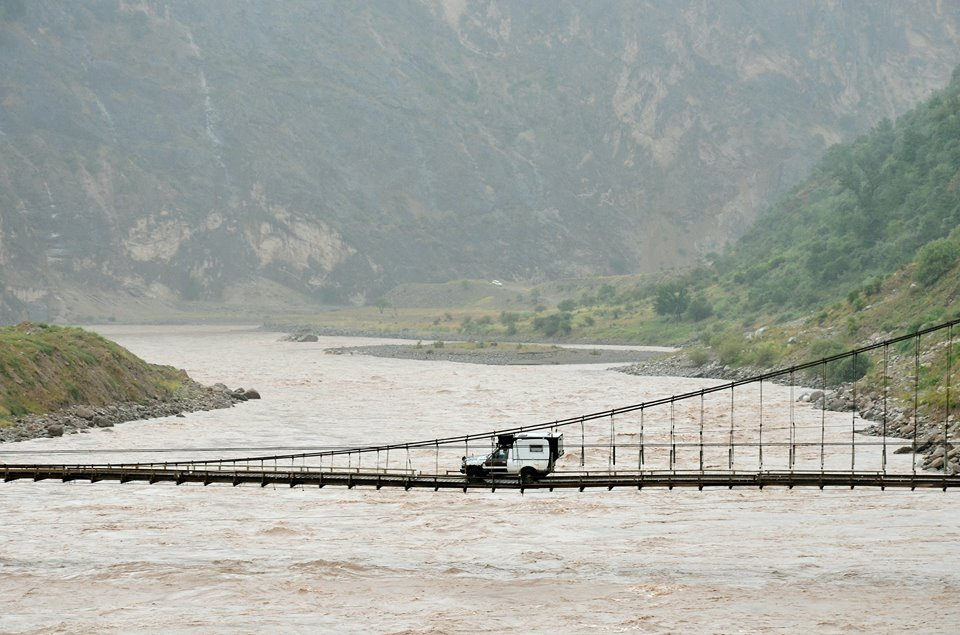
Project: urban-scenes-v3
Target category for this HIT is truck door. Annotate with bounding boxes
[486,447,508,471]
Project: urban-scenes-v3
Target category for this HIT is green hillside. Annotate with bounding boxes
[717,65,960,319]
[564,64,960,354]
[0,323,187,422]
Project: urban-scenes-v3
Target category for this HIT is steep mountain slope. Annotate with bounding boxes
[2,1,960,320]
[717,65,960,317]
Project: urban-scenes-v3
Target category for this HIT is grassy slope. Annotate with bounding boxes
[0,323,188,423]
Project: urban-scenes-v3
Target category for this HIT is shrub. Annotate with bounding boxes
[808,339,871,386]
[914,238,960,286]
[685,294,713,321]
[499,311,520,326]
[715,335,744,366]
[687,348,710,366]
[532,312,572,337]
[749,343,781,368]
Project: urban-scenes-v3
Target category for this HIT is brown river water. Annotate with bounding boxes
[0,325,958,634]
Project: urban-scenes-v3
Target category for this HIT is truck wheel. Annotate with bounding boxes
[519,467,538,483]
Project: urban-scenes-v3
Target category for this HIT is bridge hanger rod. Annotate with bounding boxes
[135,317,960,467]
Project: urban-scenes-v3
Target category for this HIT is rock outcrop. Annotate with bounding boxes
[2,2,960,319]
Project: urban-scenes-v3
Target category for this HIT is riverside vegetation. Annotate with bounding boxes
[0,323,256,443]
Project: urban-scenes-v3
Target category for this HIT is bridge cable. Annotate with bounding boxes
[60,316,960,472]
[758,378,764,472]
[820,360,827,472]
[198,317,960,467]
[882,343,889,474]
[914,332,920,477]
[945,323,954,479]
[610,411,616,468]
[788,371,797,471]
[639,408,645,470]
[669,399,676,473]
[580,419,585,467]
[728,387,735,471]
[852,351,858,472]
[699,390,705,474]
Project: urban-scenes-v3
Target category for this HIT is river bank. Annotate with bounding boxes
[333,338,956,474]
[618,351,959,474]
[323,342,667,365]
[0,380,257,444]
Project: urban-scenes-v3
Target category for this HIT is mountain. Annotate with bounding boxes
[2,0,960,321]
[717,64,960,317]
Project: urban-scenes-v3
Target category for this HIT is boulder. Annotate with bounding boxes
[243,388,261,400]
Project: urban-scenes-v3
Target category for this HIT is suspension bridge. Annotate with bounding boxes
[3,319,959,491]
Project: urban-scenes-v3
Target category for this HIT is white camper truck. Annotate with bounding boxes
[461,432,564,482]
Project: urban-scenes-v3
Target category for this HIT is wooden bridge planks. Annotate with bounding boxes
[2,465,958,490]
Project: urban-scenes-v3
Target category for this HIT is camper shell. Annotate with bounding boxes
[460,431,564,482]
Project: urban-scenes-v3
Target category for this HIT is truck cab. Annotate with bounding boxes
[461,432,564,482]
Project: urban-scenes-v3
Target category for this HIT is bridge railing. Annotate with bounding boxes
[2,318,956,481]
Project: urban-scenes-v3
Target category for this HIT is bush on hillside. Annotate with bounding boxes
[913,238,960,286]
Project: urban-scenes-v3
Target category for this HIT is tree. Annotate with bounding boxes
[654,282,689,320]
[532,312,572,337]
[685,293,713,321]
[914,238,960,286]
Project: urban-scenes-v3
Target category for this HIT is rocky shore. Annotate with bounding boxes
[0,381,260,444]
[618,352,958,474]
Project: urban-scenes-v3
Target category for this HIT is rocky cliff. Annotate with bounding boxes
[2,0,960,319]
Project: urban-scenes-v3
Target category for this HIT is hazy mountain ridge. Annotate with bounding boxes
[2,0,960,320]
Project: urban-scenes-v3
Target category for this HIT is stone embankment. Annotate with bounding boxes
[618,353,957,475]
[0,382,260,444]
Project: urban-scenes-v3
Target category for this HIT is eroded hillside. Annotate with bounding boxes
[2,1,960,320]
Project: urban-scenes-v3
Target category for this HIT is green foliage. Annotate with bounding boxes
[807,339,873,386]
[685,293,713,321]
[687,348,710,366]
[708,330,746,366]
[459,315,494,335]
[372,297,390,313]
[499,311,520,326]
[746,342,783,368]
[654,282,689,320]
[0,323,186,420]
[913,238,960,286]
[532,312,573,337]
[861,277,883,296]
[720,67,960,315]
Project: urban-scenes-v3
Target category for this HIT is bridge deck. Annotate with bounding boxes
[3,465,958,490]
